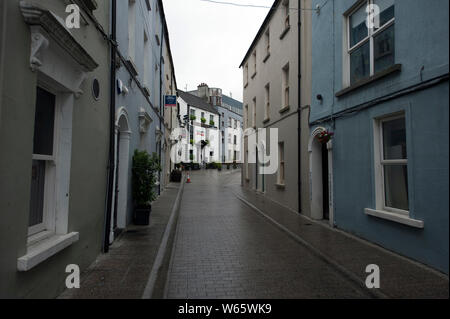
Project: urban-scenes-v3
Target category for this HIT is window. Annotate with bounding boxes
[265,28,270,56]
[282,64,289,109]
[278,142,285,185]
[128,0,136,62]
[265,83,270,120]
[244,104,249,128]
[244,63,249,86]
[190,109,196,117]
[210,115,214,123]
[376,114,408,213]
[346,0,395,85]
[252,97,257,128]
[252,51,257,77]
[143,31,150,87]
[29,87,56,236]
[234,135,237,145]
[282,0,290,29]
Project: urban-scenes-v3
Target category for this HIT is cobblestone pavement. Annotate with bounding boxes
[165,169,372,299]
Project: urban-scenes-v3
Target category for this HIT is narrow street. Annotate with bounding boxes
[165,170,371,299]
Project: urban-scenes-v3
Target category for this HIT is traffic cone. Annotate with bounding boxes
[186,172,191,183]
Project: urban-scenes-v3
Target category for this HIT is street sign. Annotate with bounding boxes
[165,95,177,107]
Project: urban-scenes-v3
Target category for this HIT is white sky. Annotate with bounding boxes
[163,0,273,102]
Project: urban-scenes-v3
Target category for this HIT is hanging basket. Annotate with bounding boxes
[316,131,334,144]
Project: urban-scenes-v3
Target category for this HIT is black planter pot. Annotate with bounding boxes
[134,206,151,225]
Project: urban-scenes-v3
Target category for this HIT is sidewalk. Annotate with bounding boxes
[230,185,449,299]
[58,181,184,299]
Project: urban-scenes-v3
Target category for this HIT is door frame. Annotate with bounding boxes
[308,127,334,226]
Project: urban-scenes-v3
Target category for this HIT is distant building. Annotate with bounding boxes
[189,83,243,164]
[310,0,449,273]
[178,91,220,165]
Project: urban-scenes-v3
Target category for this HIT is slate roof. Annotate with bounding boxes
[178,90,220,115]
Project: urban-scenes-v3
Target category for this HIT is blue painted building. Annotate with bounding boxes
[111,0,176,239]
[310,0,449,273]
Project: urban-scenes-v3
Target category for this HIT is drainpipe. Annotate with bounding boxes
[297,0,302,214]
[103,0,117,253]
[158,20,164,196]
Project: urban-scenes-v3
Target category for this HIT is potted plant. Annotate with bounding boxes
[190,139,194,145]
[132,150,161,226]
[217,163,222,171]
[209,120,215,126]
[317,130,334,144]
[170,169,182,182]
[190,115,196,121]
[201,117,207,124]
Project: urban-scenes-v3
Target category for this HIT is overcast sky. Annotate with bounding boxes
[163,0,273,102]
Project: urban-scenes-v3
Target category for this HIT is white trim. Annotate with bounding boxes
[308,127,334,226]
[373,112,409,214]
[344,0,396,86]
[365,208,424,228]
[17,232,79,271]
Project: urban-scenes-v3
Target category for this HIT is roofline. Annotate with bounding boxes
[239,0,281,68]
[178,90,220,115]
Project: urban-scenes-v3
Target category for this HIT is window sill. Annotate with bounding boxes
[263,53,271,63]
[279,105,290,114]
[126,58,139,77]
[251,72,257,79]
[263,118,270,124]
[244,82,248,89]
[17,232,79,272]
[365,208,424,229]
[336,64,402,98]
[279,26,290,40]
[276,183,286,190]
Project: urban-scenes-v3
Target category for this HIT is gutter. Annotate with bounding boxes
[103,0,117,253]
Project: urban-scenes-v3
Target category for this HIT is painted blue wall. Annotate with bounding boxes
[311,0,449,273]
[115,0,167,225]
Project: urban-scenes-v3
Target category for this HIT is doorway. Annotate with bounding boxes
[111,108,131,242]
[309,128,333,225]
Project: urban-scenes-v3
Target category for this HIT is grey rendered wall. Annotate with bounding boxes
[0,0,110,298]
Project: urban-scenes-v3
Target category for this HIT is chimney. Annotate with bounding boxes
[197,83,209,101]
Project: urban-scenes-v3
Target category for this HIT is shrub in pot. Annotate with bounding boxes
[132,150,161,225]
[170,169,182,182]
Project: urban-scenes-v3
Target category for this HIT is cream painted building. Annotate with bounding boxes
[240,0,312,215]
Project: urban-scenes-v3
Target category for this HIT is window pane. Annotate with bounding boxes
[350,41,370,84]
[374,0,395,29]
[384,164,409,211]
[33,87,55,156]
[350,4,368,47]
[374,24,395,73]
[29,160,45,227]
[383,117,406,160]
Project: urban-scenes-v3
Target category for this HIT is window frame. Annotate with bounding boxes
[345,0,396,86]
[29,85,59,237]
[374,113,409,216]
